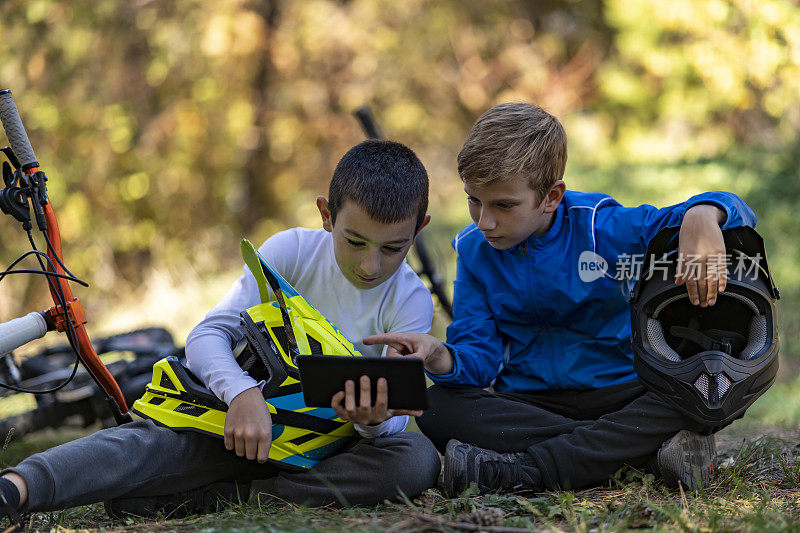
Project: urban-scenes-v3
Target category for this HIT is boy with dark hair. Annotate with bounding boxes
[0,140,441,521]
[367,103,756,495]
[327,140,430,230]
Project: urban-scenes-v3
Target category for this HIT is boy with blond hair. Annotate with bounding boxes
[368,103,755,494]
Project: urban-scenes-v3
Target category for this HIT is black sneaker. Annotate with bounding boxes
[443,439,536,497]
[104,481,249,519]
[656,430,716,491]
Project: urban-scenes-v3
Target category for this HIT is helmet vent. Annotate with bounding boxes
[694,373,709,398]
[271,326,290,356]
[148,396,166,406]
[174,403,209,417]
[288,432,320,446]
[159,372,176,391]
[693,372,732,401]
[718,373,732,395]
[307,335,323,356]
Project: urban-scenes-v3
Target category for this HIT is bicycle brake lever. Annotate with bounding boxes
[2,161,16,187]
[26,171,49,231]
[1,146,21,172]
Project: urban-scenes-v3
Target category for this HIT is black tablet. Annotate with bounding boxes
[296,355,428,411]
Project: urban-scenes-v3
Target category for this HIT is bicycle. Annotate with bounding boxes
[0,87,154,528]
[0,327,180,443]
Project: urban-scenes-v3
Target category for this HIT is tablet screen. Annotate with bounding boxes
[296,355,428,410]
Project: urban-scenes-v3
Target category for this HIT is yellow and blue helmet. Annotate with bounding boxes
[132,239,361,469]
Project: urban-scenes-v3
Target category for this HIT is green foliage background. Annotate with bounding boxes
[1,1,799,373]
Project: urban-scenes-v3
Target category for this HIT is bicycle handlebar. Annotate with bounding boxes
[0,88,132,422]
[0,90,38,170]
[0,312,49,355]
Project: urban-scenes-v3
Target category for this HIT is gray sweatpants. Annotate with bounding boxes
[5,420,440,512]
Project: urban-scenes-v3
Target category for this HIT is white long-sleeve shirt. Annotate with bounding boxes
[185,227,434,438]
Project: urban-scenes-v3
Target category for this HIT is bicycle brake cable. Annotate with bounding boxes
[0,89,131,423]
[0,241,82,395]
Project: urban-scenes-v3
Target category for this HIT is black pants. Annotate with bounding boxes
[417,381,707,491]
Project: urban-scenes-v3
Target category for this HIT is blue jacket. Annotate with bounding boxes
[429,190,757,392]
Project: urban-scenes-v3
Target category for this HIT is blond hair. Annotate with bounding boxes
[457,102,567,201]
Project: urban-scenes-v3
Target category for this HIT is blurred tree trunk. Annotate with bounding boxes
[242,0,282,233]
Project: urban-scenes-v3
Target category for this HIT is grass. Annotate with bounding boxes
[1,380,799,532]
[2,424,800,532]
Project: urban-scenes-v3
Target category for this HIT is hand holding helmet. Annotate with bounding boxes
[676,205,728,307]
[225,387,273,463]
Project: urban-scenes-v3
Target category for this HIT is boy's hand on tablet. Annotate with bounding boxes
[677,205,727,307]
[225,387,272,463]
[363,333,454,375]
[331,376,422,424]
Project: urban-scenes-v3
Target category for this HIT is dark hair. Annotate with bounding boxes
[329,140,429,230]
[458,102,567,202]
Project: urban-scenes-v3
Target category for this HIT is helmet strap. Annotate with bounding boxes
[669,326,743,355]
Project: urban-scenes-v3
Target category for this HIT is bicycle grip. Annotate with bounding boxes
[0,89,39,170]
[0,312,48,354]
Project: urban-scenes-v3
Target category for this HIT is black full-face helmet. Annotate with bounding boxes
[630,225,780,430]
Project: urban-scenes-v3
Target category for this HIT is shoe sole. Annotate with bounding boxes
[657,430,716,491]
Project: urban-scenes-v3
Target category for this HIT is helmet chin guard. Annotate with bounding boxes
[629,226,779,430]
